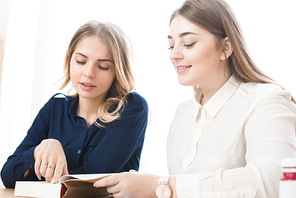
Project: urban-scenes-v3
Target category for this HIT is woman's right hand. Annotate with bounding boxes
[94,171,160,198]
[33,139,69,183]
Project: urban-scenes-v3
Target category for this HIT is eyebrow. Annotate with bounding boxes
[75,52,114,63]
[168,31,197,39]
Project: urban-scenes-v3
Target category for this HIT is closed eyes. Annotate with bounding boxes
[168,42,196,51]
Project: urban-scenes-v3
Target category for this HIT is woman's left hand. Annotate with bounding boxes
[93,170,160,198]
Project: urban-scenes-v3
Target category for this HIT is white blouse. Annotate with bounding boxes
[167,76,296,198]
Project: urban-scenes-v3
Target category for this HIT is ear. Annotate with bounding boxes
[220,37,233,61]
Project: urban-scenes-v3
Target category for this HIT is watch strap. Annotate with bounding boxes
[156,175,172,198]
[158,176,170,184]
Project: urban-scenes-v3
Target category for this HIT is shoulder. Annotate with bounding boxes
[238,82,296,117]
[242,81,283,93]
[241,82,293,102]
[51,93,74,100]
[35,94,75,121]
[43,93,75,109]
[118,92,149,118]
[126,92,148,108]
[104,92,148,124]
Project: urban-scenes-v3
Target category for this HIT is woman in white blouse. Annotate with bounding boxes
[94,0,296,197]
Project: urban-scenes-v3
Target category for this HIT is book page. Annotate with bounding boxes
[59,173,112,183]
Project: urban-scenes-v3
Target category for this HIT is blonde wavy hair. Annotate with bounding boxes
[60,21,135,126]
[171,0,295,103]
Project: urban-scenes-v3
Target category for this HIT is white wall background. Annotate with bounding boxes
[0,0,296,181]
[0,0,11,41]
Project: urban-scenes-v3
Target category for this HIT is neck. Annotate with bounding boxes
[199,72,231,106]
[76,96,102,128]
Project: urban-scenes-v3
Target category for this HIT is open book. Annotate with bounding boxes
[14,174,113,198]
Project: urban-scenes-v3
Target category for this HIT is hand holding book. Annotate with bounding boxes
[93,171,160,198]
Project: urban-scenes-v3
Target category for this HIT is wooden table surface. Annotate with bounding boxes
[0,183,32,198]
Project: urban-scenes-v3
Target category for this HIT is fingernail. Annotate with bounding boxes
[51,180,56,184]
[37,175,41,180]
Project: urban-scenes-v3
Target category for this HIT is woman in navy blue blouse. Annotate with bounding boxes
[1,21,148,188]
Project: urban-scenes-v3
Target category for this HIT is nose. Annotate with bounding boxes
[84,63,95,79]
[170,45,183,61]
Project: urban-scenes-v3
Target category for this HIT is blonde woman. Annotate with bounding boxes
[94,0,296,197]
[1,21,148,188]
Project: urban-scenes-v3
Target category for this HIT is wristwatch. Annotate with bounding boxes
[155,176,172,198]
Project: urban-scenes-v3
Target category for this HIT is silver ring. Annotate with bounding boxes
[47,165,54,169]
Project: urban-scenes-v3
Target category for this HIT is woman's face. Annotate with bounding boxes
[70,36,115,102]
[168,15,225,88]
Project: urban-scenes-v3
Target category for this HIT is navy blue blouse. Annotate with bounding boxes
[1,92,148,188]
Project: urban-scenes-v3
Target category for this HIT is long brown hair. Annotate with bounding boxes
[170,0,295,103]
[60,21,135,126]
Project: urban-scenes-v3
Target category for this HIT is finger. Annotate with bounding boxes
[112,192,124,198]
[51,162,64,184]
[93,175,120,188]
[34,156,42,179]
[62,162,69,175]
[39,159,48,178]
[129,169,137,172]
[106,185,120,195]
[45,164,55,182]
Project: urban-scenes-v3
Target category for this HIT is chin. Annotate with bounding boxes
[78,92,95,99]
[178,78,193,87]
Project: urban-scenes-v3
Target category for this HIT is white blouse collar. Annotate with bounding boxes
[193,75,241,118]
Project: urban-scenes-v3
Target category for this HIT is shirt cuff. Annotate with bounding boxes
[24,147,36,171]
[14,146,36,175]
[176,174,200,198]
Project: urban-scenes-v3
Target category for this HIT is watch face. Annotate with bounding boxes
[155,184,171,198]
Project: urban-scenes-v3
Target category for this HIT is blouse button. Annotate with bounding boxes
[77,150,81,154]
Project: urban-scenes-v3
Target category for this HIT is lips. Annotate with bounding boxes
[176,65,192,73]
[80,82,95,87]
[80,82,96,91]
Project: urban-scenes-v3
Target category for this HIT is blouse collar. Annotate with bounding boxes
[193,75,241,118]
